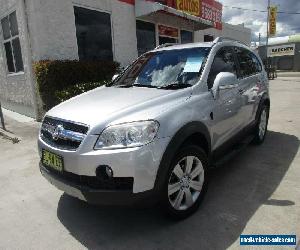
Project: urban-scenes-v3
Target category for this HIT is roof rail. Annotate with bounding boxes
[154,43,179,50]
[213,37,248,46]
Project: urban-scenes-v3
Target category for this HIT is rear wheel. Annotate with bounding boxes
[162,145,208,219]
[253,105,269,144]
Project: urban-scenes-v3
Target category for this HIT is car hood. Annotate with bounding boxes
[46,86,191,131]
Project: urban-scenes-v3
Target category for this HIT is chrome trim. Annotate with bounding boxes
[219,84,238,90]
[41,123,86,143]
[42,116,90,131]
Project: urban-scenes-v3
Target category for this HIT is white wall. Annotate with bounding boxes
[195,23,251,45]
[0,0,36,117]
[0,0,138,118]
[26,0,138,66]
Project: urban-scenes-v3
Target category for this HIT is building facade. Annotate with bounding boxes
[0,0,251,119]
[258,34,300,71]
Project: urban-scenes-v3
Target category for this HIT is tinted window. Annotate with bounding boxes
[204,35,214,42]
[207,47,237,89]
[1,16,10,40]
[4,42,15,72]
[74,7,113,61]
[235,47,260,77]
[12,38,24,72]
[110,47,211,88]
[181,30,193,44]
[136,20,156,56]
[250,52,262,73]
[9,12,19,37]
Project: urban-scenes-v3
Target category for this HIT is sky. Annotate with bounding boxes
[219,0,300,42]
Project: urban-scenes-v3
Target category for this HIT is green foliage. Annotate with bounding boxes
[55,82,107,103]
[33,60,119,110]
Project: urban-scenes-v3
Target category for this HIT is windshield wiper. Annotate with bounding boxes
[114,84,159,89]
[114,83,192,90]
[132,84,159,89]
[115,84,133,88]
[158,83,193,90]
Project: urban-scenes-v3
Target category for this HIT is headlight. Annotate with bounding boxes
[94,120,159,150]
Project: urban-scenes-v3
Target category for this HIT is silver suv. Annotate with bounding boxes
[38,37,270,219]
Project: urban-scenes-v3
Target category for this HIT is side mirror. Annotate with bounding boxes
[211,72,238,99]
[112,74,119,81]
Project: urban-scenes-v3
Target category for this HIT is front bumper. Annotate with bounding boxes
[40,163,158,206]
[38,136,170,193]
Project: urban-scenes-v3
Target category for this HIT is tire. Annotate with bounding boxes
[161,145,208,220]
[252,105,269,145]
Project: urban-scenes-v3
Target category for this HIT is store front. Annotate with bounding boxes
[258,35,300,71]
[136,21,194,55]
[134,0,222,55]
[2,0,247,119]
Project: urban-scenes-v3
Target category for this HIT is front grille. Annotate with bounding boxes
[41,116,89,150]
[45,165,133,191]
[43,117,88,134]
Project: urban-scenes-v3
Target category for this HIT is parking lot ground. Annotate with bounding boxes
[0,77,299,250]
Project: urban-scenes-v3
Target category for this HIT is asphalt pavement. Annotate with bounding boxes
[0,77,299,250]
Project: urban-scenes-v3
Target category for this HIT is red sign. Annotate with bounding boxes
[154,0,223,30]
[201,0,222,30]
[158,25,179,38]
[119,0,223,30]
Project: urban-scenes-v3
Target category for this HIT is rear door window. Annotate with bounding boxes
[235,47,261,78]
[250,52,262,73]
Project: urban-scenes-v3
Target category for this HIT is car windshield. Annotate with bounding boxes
[109,47,211,89]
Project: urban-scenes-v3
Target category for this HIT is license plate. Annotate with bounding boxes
[42,149,64,172]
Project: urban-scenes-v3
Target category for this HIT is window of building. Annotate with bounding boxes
[204,34,214,42]
[1,11,24,73]
[136,20,156,56]
[74,6,113,61]
[158,24,179,45]
[207,47,237,89]
[181,30,193,44]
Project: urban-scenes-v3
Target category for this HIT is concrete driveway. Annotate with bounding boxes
[0,78,299,250]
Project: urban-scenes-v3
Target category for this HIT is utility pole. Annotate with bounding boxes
[0,101,6,131]
[266,0,271,70]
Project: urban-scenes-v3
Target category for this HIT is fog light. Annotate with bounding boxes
[105,166,113,178]
[96,165,113,180]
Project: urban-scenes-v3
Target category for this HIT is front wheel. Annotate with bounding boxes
[162,145,208,219]
[253,105,269,144]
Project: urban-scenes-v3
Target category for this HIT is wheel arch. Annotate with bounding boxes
[154,122,211,193]
[256,93,270,122]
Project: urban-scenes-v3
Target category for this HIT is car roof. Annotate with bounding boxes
[153,39,250,52]
[153,42,214,52]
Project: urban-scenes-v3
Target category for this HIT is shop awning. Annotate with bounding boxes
[135,0,214,31]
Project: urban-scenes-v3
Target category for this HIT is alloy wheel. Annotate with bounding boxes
[168,156,204,211]
[259,109,267,140]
